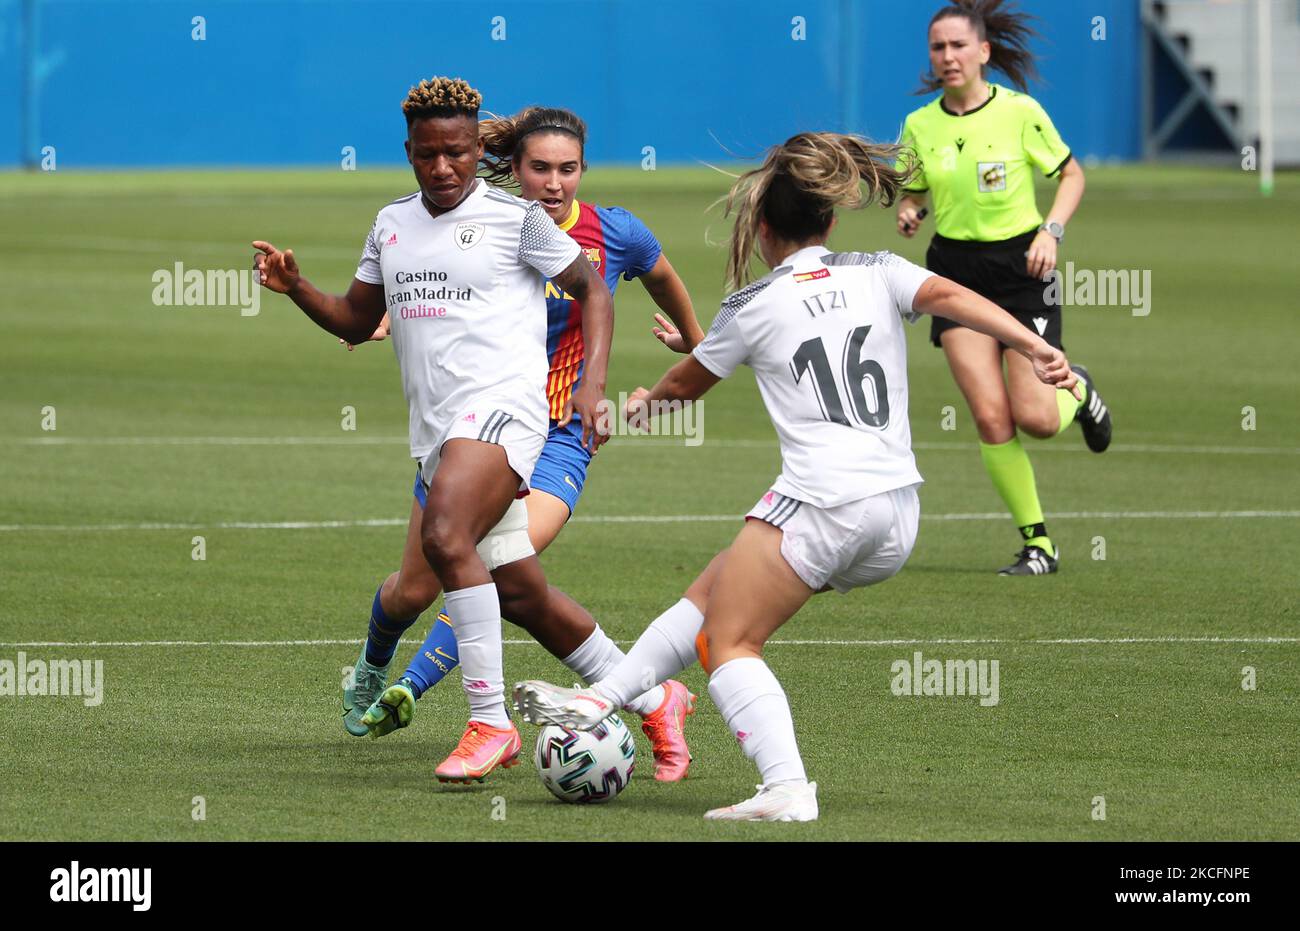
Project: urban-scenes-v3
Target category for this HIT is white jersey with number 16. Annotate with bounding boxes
[692,245,934,508]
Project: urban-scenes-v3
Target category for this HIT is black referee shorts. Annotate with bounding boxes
[925,228,1063,350]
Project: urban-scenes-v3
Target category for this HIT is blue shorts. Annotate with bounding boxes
[411,420,591,514]
[526,420,592,515]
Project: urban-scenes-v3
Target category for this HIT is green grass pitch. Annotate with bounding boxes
[0,165,1296,840]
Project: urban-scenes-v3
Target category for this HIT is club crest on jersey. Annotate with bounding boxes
[977,162,1007,193]
[584,247,602,269]
[454,222,485,250]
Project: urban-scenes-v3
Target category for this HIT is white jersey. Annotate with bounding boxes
[692,245,933,508]
[355,180,582,459]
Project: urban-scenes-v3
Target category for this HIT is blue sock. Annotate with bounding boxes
[402,611,460,699]
[365,586,421,668]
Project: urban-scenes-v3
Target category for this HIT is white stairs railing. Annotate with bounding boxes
[1152,0,1300,164]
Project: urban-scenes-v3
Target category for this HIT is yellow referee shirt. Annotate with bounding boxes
[899,84,1071,242]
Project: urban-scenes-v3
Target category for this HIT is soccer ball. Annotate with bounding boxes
[534,714,635,804]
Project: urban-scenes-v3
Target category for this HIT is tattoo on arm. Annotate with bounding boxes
[551,257,591,299]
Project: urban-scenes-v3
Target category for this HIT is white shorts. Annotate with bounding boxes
[420,404,547,494]
[746,483,921,593]
[416,403,542,573]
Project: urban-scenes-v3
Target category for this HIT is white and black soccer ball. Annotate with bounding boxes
[534,714,635,804]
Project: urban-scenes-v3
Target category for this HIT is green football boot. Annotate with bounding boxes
[361,678,417,739]
[342,649,393,737]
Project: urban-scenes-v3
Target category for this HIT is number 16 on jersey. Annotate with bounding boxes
[790,324,890,429]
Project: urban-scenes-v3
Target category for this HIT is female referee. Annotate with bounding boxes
[344,104,705,781]
[514,131,1081,820]
[897,0,1112,576]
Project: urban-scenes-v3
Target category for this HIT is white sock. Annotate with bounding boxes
[708,657,807,787]
[560,625,666,717]
[444,582,509,728]
[593,598,704,710]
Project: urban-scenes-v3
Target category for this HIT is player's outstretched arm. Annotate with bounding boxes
[552,254,614,453]
[624,356,720,430]
[912,275,1081,399]
[251,241,387,345]
[641,254,705,353]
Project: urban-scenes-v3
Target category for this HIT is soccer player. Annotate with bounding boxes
[252,77,676,783]
[346,106,704,781]
[896,0,1111,576]
[514,131,1081,820]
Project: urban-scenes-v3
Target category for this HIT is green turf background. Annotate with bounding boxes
[1,165,1296,840]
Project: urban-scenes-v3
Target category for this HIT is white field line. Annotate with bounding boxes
[8,435,1299,456]
[0,637,1295,649]
[2,510,1297,533]
[12,436,408,447]
[683,440,1300,457]
[1,183,1283,250]
[0,233,362,261]
[572,510,1300,524]
[0,519,410,532]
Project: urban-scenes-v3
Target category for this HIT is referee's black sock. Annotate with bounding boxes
[1019,522,1054,557]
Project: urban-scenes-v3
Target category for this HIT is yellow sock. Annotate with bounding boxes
[1054,381,1086,437]
[979,436,1054,557]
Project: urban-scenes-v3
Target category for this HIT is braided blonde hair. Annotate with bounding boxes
[722,132,917,291]
[401,76,482,125]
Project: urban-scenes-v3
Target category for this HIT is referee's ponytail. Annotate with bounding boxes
[721,132,915,291]
[920,0,1040,93]
[479,107,588,187]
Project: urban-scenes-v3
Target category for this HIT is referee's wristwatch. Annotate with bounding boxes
[1040,220,1065,242]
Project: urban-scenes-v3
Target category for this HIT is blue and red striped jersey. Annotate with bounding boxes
[545,201,662,422]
